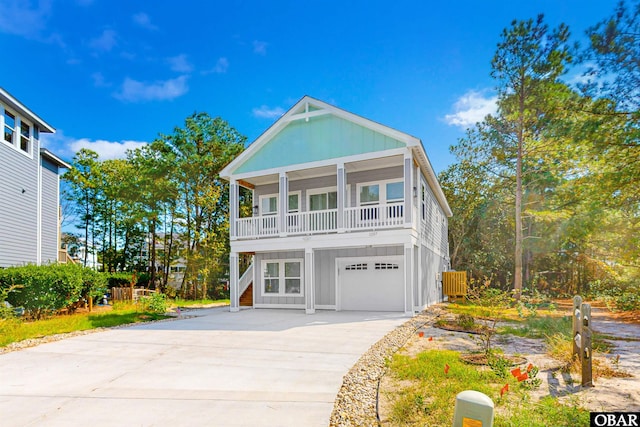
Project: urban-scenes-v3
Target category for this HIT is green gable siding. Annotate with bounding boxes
[234,114,405,174]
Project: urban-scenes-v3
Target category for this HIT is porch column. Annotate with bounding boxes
[279,172,288,236]
[404,151,413,228]
[305,248,315,314]
[229,179,238,240]
[404,243,415,316]
[230,251,240,312]
[337,163,346,232]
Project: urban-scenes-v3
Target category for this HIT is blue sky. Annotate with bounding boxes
[1,0,614,173]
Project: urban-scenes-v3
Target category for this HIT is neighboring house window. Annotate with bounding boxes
[261,259,303,296]
[421,182,427,221]
[2,107,34,157]
[20,120,30,153]
[4,110,15,145]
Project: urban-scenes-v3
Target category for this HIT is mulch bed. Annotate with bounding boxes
[460,353,527,366]
[434,321,494,335]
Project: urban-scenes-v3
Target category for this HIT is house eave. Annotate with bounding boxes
[219,95,420,179]
[40,149,71,169]
[0,87,56,134]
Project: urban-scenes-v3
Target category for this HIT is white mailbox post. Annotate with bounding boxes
[452,390,494,427]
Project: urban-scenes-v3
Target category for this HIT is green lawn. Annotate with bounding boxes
[385,349,590,426]
[0,305,169,348]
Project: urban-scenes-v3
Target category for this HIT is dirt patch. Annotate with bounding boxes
[379,303,640,424]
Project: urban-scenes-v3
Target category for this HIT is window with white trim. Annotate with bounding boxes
[261,259,304,296]
[2,106,35,157]
[20,120,30,153]
[308,187,337,211]
[260,194,278,216]
[357,179,404,205]
[258,192,301,216]
[357,179,404,220]
[4,110,15,145]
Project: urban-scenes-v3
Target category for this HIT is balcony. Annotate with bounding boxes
[234,204,405,239]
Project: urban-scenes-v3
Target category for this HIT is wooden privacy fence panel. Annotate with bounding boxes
[110,288,157,301]
[111,287,133,301]
[443,271,468,300]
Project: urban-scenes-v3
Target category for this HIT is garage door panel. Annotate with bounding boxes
[338,256,404,311]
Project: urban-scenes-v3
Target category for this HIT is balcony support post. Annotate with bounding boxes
[404,151,413,228]
[279,172,288,236]
[230,251,239,312]
[337,163,346,232]
[230,179,238,240]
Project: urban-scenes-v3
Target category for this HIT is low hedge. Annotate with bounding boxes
[0,264,107,319]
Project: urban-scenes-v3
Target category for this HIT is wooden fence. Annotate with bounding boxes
[443,271,468,301]
[111,287,156,301]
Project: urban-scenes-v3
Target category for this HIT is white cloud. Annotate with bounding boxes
[0,0,51,39]
[89,29,117,52]
[202,57,228,74]
[253,40,268,55]
[113,75,189,102]
[69,139,147,160]
[167,54,193,73]
[444,90,497,128]
[91,71,109,87]
[40,130,147,160]
[252,105,284,119]
[132,12,158,31]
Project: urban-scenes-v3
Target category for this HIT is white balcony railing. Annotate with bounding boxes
[236,215,279,238]
[344,204,404,230]
[234,204,404,239]
[286,210,337,234]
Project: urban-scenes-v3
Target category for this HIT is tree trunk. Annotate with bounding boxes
[514,84,525,300]
[150,221,157,290]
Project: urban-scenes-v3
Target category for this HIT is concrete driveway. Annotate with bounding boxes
[0,308,406,427]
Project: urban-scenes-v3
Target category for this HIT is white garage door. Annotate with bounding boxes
[338,256,404,311]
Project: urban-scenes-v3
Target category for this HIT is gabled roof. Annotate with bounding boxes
[221,96,452,216]
[0,87,55,133]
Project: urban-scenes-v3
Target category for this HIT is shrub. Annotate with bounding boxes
[1,282,26,319]
[0,264,106,319]
[140,292,167,314]
[456,314,476,330]
[587,278,640,312]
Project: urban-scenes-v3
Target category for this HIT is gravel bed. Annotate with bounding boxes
[329,305,444,427]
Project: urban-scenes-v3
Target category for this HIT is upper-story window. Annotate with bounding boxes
[2,107,34,157]
[261,195,278,216]
[357,179,404,206]
[309,189,337,211]
[4,110,15,145]
[259,192,301,216]
[20,121,30,152]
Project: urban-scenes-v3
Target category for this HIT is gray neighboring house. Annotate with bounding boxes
[0,87,70,268]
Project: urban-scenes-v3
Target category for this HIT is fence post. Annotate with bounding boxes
[581,303,593,387]
[572,295,582,360]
